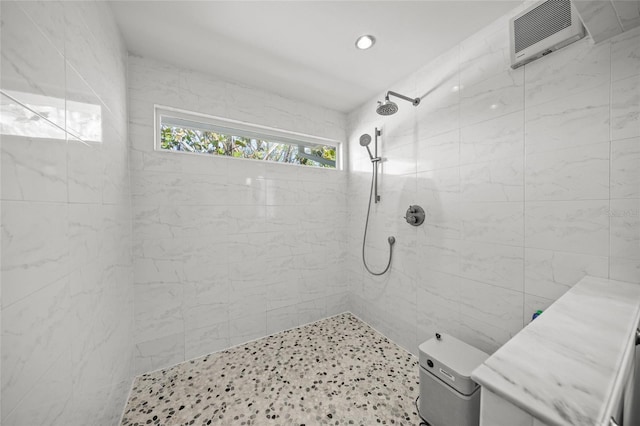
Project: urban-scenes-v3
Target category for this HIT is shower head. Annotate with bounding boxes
[359,133,375,160]
[359,134,372,146]
[376,99,398,116]
[376,91,420,116]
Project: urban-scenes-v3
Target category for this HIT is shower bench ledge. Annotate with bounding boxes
[471,275,640,426]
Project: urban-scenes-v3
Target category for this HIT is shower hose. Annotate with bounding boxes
[361,162,395,276]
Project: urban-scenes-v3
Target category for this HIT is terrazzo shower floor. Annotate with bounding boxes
[120,313,421,425]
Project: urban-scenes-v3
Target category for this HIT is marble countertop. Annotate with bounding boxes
[472,276,640,426]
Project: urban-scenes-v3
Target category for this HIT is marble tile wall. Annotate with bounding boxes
[128,56,348,374]
[0,1,133,425]
[1,2,637,420]
[347,7,640,356]
[573,0,640,43]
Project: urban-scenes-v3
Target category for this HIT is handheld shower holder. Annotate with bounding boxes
[361,127,394,276]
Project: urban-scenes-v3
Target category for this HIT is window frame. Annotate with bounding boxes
[154,105,342,170]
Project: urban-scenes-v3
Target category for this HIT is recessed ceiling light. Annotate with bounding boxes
[355,35,376,50]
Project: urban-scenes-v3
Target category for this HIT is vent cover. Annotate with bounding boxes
[510,0,585,68]
[514,0,572,53]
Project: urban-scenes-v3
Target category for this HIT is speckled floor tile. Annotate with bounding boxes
[120,313,421,425]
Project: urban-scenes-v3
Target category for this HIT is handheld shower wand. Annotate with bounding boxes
[360,128,395,276]
[359,134,375,161]
[359,130,381,202]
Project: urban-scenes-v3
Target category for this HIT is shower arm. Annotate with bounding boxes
[386,91,420,106]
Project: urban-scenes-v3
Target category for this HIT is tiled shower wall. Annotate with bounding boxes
[128,56,348,374]
[347,10,640,356]
[1,1,133,424]
[1,3,638,424]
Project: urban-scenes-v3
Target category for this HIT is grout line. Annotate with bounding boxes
[608,37,613,280]
[117,375,137,426]
[15,1,64,58]
[453,42,463,328]
[522,58,527,328]
[124,53,137,395]
[66,59,115,118]
[344,311,419,360]
[132,311,354,379]
[64,27,70,213]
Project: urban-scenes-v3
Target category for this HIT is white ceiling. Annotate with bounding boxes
[110,1,521,113]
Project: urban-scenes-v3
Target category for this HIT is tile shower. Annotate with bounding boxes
[1,1,639,426]
[347,14,640,356]
[128,55,349,374]
[2,1,132,424]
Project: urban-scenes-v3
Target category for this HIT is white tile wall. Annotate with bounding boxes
[128,56,348,374]
[1,1,638,420]
[348,12,640,356]
[1,1,133,424]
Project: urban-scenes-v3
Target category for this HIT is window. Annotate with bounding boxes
[155,106,339,169]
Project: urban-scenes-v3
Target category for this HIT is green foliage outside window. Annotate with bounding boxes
[160,125,335,168]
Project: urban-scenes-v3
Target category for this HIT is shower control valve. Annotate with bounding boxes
[404,205,425,227]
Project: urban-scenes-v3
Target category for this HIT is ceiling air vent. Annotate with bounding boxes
[510,0,585,69]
